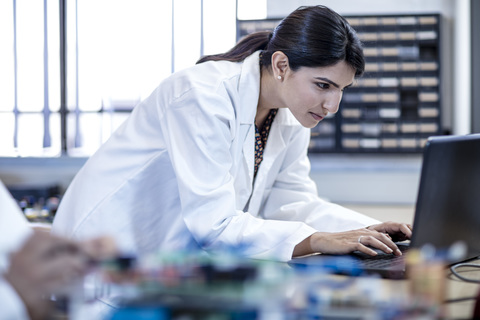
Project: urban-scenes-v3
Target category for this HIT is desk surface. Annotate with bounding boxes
[343,204,480,318]
[444,262,480,319]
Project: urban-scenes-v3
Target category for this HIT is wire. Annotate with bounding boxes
[450,263,480,283]
[444,296,477,304]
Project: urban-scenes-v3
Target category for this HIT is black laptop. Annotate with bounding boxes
[290,134,480,279]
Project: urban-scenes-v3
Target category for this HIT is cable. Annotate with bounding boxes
[444,296,477,304]
[450,263,480,283]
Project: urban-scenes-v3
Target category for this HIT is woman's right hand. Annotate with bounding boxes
[293,224,411,258]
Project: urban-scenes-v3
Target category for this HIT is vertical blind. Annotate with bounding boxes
[0,0,236,157]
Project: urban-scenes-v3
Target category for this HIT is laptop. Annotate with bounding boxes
[290,134,480,279]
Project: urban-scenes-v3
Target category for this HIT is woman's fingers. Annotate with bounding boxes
[356,232,399,256]
[355,236,379,256]
[367,221,413,242]
[400,223,413,238]
[311,228,404,256]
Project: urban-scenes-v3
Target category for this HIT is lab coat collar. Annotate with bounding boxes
[238,51,260,183]
[238,51,261,125]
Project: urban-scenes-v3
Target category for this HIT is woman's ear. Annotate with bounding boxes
[271,51,290,79]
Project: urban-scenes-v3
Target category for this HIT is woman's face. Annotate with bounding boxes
[280,60,356,129]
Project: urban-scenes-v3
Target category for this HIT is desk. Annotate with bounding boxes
[445,261,480,319]
[344,204,480,318]
[374,261,480,319]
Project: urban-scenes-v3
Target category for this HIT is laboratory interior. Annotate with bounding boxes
[1,0,480,319]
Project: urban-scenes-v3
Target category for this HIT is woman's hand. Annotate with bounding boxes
[366,221,412,242]
[293,221,412,258]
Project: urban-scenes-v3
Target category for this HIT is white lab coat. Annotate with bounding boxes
[52,51,378,262]
[0,180,33,320]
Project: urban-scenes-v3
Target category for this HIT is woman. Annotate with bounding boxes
[52,5,411,262]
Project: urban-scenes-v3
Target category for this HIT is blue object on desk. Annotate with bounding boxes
[289,255,363,276]
[108,307,168,320]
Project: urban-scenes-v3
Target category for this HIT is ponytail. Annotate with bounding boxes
[196,31,271,64]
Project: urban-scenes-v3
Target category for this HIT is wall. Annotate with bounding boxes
[0,157,86,193]
[309,154,421,205]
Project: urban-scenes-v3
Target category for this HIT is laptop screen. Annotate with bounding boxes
[410,134,480,261]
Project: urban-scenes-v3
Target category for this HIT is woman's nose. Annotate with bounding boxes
[323,91,343,114]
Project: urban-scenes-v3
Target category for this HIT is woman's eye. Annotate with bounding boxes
[317,82,329,89]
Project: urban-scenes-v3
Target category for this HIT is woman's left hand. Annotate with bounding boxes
[366,221,412,242]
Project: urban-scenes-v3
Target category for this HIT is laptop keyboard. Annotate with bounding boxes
[289,243,411,279]
[355,244,410,269]
[361,252,405,268]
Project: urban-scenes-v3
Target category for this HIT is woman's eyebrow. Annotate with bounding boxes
[314,77,353,89]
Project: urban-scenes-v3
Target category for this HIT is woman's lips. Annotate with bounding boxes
[310,112,324,121]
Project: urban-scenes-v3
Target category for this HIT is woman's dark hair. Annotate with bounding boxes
[197,5,365,77]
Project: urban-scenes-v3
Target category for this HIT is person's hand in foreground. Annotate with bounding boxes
[4,230,117,320]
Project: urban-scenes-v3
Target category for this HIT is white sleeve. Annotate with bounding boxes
[261,127,379,232]
[0,277,30,320]
[159,88,316,261]
[0,181,32,271]
[0,180,32,319]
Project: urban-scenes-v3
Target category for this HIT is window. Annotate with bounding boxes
[0,0,61,157]
[0,0,236,157]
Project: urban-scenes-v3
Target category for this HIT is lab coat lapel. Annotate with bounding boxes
[248,109,289,214]
[241,124,255,184]
[238,51,261,185]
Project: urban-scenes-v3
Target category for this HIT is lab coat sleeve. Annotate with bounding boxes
[0,277,30,320]
[0,181,32,260]
[0,181,31,319]
[158,88,316,261]
[261,126,379,232]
